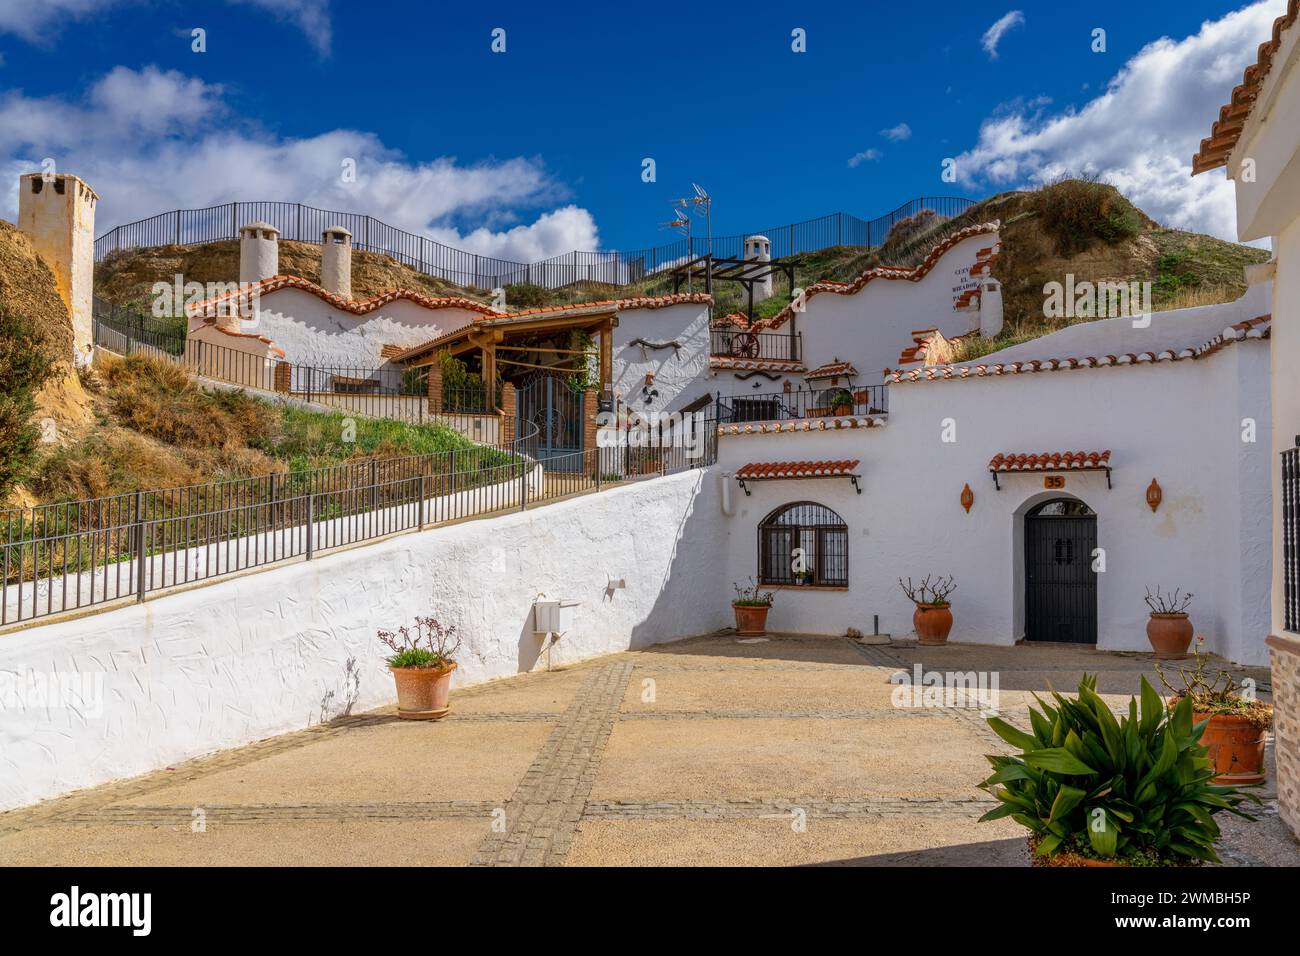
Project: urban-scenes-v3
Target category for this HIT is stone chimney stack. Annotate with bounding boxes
[320,225,353,299]
[744,234,773,303]
[18,172,98,364]
[239,221,280,286]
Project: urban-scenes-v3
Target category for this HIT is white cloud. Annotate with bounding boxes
[0,0,332,54]
[880,123,912,142]
[954,0,1287,241]
[227,0,331,56]
[847,148,883,168]
[982,11,1025,60]
[0,66,601,262]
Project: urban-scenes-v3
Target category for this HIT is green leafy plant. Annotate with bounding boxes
[1156,638,1274,730]
[732,578,774,608]
[0,308,58,497]
[978,675,1259,864]
[378,615,461,670]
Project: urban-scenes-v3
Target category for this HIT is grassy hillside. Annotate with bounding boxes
[94,180,1271,357]
[30,353,483,505]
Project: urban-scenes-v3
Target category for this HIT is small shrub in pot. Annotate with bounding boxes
[379,616,462,720]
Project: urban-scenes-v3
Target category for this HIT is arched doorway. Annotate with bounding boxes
[1024,497,1097,644]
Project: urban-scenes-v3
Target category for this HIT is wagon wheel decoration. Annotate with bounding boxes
[728,331,760,359]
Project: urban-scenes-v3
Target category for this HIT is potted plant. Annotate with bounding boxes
[379,615,462,720]
[829,388,854,416]
[899,574,955,645]
[1144,586,1194,659]
[732,579,774,636]
[1156,638,1274,785]
[979,675,1259,866]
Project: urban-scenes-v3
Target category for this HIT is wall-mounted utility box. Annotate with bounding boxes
[533,599,581,635]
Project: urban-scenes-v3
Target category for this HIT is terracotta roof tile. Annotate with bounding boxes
[989,451,1111,473]
[751,222,1001,331]
[805,359,857,379]
[379,343,406,359]
[710,356,807,373]
[718,416,886,436]
[185,275,500,318]
[1193,0,1300,174]
[735,459,861,480]
[887,315,1271,385]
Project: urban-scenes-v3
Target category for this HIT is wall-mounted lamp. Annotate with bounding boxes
[960,483,974,513]
[1146,478,1162,513]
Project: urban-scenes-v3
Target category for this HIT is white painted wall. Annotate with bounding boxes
[793,231,992,379]
[0,470,728,811]
[715,340,1272,665]
[235,287,481,369]
[611,303,712,414]
[1271,221,1300,636]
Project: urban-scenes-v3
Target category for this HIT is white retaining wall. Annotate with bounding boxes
[0,470,727,811]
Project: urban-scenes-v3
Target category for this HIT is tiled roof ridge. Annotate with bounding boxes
[989,450,1112,472]
[735,459,861,479]
[185,275,501,318]
[886,314,1272,385]
[750,222,1001,331]
[1192,0,1300,174]
[186,276,711,321]
[718,417,886,436]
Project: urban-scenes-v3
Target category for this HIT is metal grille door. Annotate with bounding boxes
[516,372,583,470]
[1024,500,1097,644]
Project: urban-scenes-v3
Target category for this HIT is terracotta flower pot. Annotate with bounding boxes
[1196,712,1267,785]
[390,661,456,720]
[1146,613,1193,659]
[913,604,953,645]
[733,603,770,636]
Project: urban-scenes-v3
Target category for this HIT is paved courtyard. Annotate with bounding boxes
[2,634,1296,867]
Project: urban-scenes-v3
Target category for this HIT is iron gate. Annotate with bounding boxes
[516,371,584,470]
[1024,498,1098,644]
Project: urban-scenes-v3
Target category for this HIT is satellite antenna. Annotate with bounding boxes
[690,183,712,259]
[659,209,693,291]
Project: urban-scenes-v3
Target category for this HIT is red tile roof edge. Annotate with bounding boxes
[989,451,1112,472]
[185,275,501,318]
[717,417,886,436]
[886,315,1271,385]
[1192,0,1300,175]
[748,222,1001,331]
[735,459,861,479]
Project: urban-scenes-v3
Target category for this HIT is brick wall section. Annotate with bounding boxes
[500,382,516,440]
[583,390,597,457]
[273,361,291,393]
[1268,635,1300,839]
[426,359,443,414]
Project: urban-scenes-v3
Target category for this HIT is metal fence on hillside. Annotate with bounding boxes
[93,197,976,289]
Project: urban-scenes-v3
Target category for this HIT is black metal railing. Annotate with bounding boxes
[709,328,802,363]
[94,197,975,290]
[5,323,717,628]
[1284,445,1299,632]
[715,386,888,424]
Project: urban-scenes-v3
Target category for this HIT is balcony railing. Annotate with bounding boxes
[710,328,802,364]
[716,385,888,424]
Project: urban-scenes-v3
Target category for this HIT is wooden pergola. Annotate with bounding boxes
[396,305,618,395]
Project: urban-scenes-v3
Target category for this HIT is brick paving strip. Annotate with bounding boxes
[584,796,997,820]
[470,659,635,867]
[49,802,499,825]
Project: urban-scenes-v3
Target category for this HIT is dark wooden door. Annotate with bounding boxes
[1025,499,1097,644]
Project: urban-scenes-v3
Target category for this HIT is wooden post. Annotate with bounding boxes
[600,319,613,398]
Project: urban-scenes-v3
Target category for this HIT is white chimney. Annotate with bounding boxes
[18,172,97,365]
[239,221,280,285]
[979,278,1004,338]
[320,224,353,299]
[744,234,773,303]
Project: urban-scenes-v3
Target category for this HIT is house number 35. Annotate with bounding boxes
[1044,476,1065,489]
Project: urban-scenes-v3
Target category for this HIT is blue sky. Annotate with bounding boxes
[0,0,1287,259]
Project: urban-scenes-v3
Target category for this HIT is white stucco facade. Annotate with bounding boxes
[0,470,727,812]
[610,302,713,414]
[228,287,482,370]
[714,304,1273,666]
